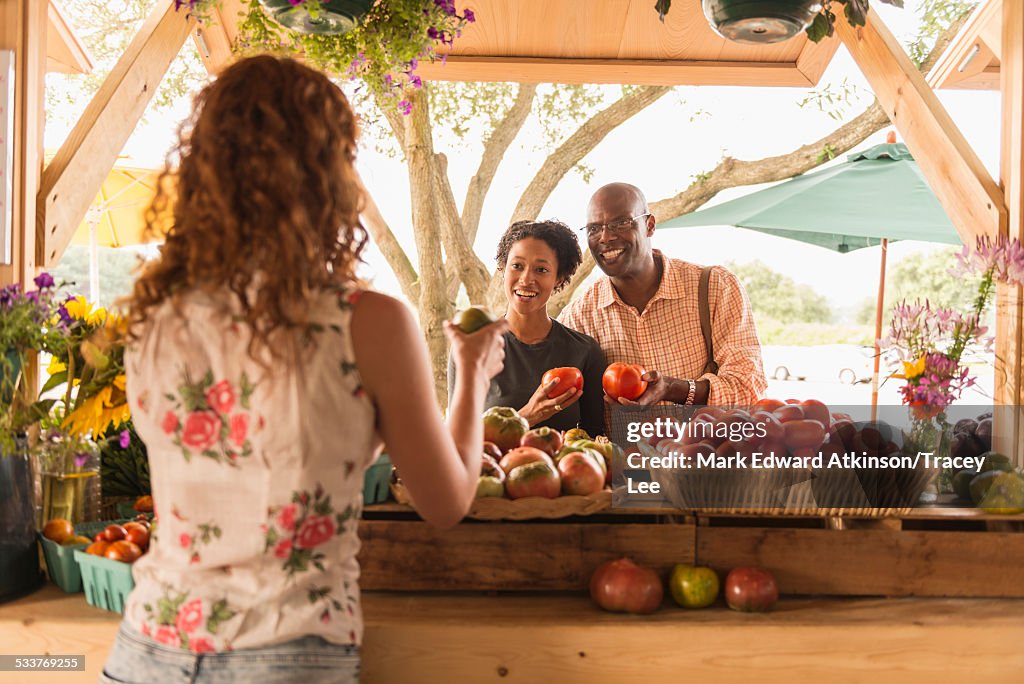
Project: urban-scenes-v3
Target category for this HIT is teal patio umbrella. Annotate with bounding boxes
[658,138,963,408]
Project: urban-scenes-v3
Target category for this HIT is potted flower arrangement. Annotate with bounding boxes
[178,0,476,113]
[41,297,134,521]
[880,236,1024,494]
[0,273,69,603]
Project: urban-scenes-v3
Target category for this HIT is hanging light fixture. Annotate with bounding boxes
[259,0,374,36]
[702,0,823,44]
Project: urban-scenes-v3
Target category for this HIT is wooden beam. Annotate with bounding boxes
[191,7,234,75]
[0,0,46,287]
[795,32,842,85]
[994,0,1024,461]
[46,1,93,75]
[36,0,194,268]
[928,0,1001,90]
[836,8,1006,245]
[415,56,815,87]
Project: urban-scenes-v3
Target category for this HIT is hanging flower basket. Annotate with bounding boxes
[701,0,822,44]
[258,0,374,36]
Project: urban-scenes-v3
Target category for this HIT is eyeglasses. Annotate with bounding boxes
[581,213,650,238]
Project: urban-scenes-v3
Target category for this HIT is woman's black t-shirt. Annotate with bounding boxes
[448,319,606,437]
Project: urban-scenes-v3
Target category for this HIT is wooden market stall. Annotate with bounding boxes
[1,1,1024,682]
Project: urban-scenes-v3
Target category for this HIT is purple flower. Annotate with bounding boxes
[119,430,131,448]
[408,58,418,71]
[464,9,475,23]
[427,27,440,40]
[398,100,413,116]
[73,452,90,468]
[409,74,422,89]
[56,305,72,327]
[34,272,55,289]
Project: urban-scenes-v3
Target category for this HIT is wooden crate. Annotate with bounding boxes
[357,518,695,591]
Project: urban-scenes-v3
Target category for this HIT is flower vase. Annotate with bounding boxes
[38,437,101,525]
[0,437,43,603]
[904,415,947,503]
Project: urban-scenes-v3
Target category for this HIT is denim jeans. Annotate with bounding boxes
[100,622,360,683]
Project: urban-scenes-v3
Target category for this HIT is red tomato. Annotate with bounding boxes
[783,419,827,450]
[499,446,553,475]
[541,367,584,398]
[123,522,150,550]
[101,524,127,542]
[725,567,779,612]
[104,540,143,564]
[589,557,663,614]
[773,404,805,423]
[798,399,830,427]
[602,362,648,401]
[85,540,110,556]
[752,398,785,413]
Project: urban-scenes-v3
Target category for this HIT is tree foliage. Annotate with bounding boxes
[728,260,833,325]
[855,247,980,325]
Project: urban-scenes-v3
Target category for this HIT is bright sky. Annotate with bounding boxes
[44,0,1001,314]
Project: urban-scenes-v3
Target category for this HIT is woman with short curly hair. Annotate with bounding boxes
[104,55,507,683]
[449,220,605,437]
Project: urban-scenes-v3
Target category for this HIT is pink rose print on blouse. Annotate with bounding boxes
[176,599,204,634]
[273,539,292,559]
[296,516,335,549]
[164,371,256,466]
[181,411,220,452]
[229,413,249,448]
[264,487,357,624]
[205,380,235,415]
[189,637,216,653]
[154,625,181,648]
[143,592,236,653]
[162,411,179,434]
[179,533,192,549]
[277,504,297,531]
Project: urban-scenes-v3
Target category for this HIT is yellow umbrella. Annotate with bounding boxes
[72,164,168,249]
[45,154,173,302]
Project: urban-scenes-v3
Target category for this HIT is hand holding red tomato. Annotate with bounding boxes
[519,370,581,427]
[602,362,648,402]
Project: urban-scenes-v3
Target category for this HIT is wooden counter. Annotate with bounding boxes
[2,584,1023,684]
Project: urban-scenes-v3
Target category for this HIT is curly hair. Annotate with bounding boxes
[126,55,367,361]
[495,220,582,292]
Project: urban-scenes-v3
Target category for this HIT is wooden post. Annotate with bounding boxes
[0,0,46,287]
[995,0,1024,462]
[835,8,1006,245]
[37,0,193,269]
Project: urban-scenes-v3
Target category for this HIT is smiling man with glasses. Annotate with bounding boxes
[560,182,766,412]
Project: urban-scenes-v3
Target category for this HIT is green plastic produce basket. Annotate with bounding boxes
[73,549,135,614]
[363,453,392,504]
[39,519,128,593]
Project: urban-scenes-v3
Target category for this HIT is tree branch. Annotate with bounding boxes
[510,86,671,223]
[445,83,537,301]
[401,90,452,406]
[650,10,971,223]
[651,101,890,221]
[462,83,538,242]
[433,153,490,304]
[549,250,596,316]
[485,85,671,309]
[355,171,420,303]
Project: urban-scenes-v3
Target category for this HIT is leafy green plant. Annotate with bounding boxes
[183,0,475,113]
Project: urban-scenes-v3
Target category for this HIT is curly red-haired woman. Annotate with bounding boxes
[101,55,506,684]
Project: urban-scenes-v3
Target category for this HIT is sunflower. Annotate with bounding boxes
[63,379,130,437]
